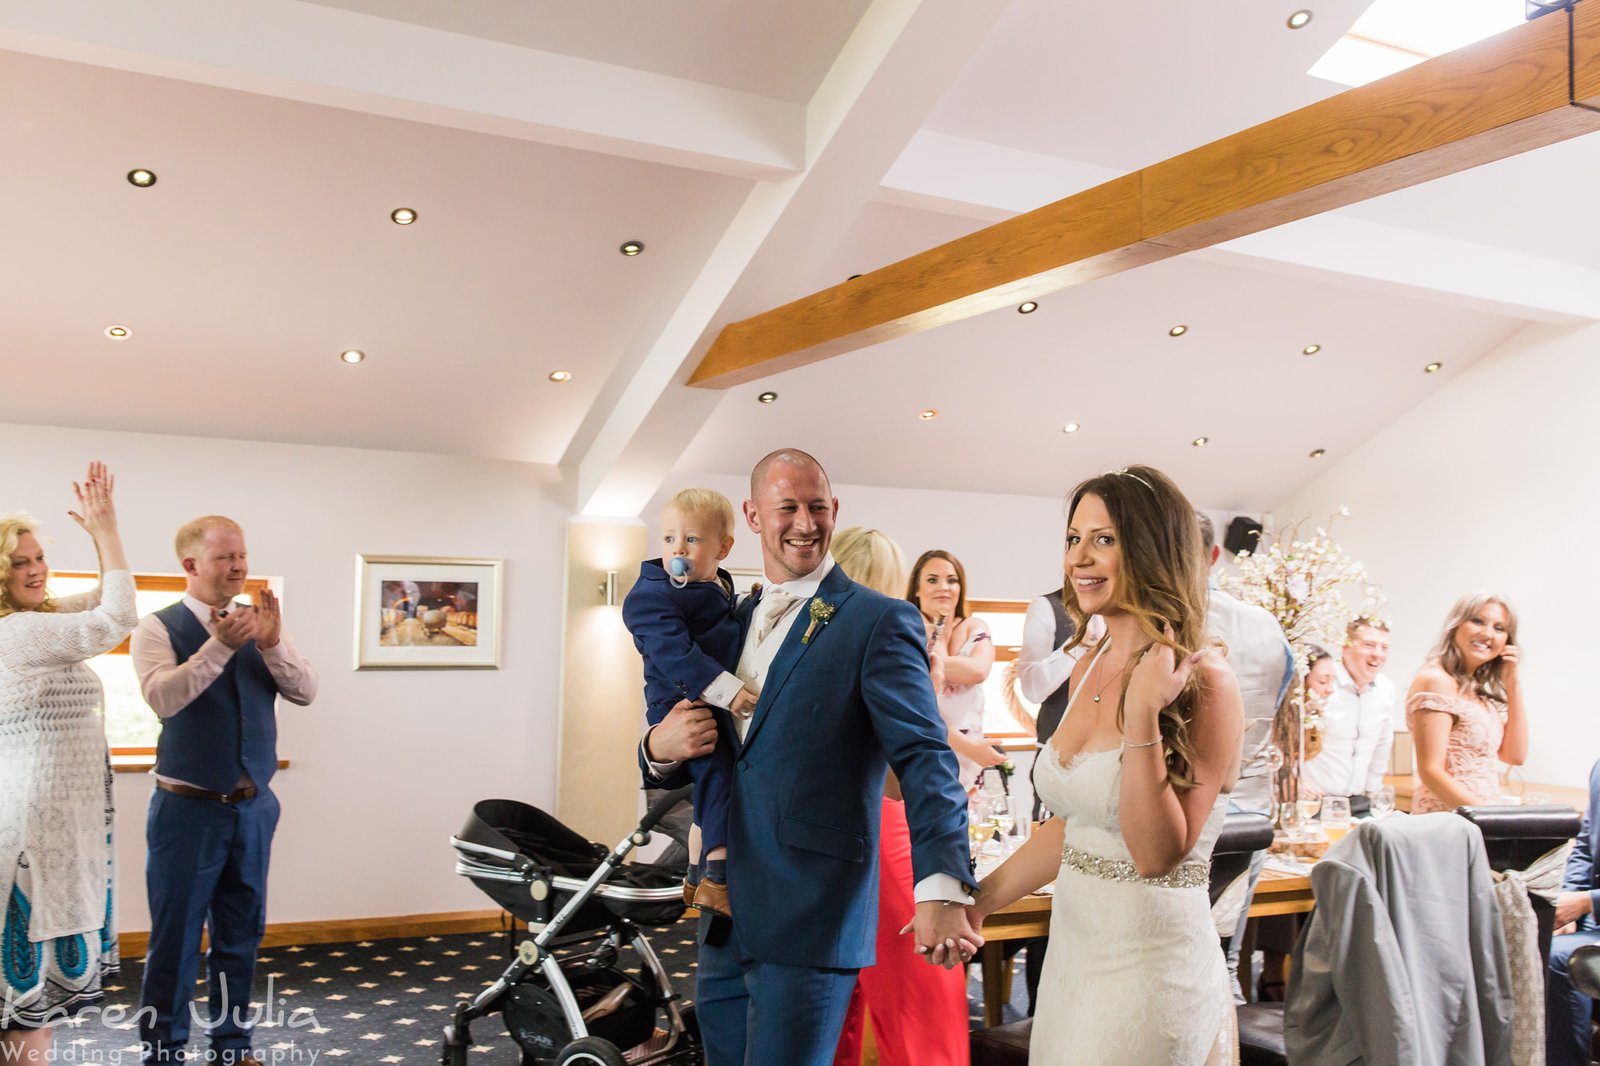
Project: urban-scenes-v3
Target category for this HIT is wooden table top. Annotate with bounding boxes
[981,865,1314,943]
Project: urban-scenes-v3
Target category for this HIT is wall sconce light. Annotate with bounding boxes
[600,570,619,606]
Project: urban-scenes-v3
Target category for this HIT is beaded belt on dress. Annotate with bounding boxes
[1061,843,1209,889]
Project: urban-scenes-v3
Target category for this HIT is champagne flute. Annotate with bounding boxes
[1279,801,1303,841]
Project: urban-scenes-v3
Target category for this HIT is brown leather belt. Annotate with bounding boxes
[156,780,258,804]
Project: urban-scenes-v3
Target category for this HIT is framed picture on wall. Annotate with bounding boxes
[354,555,503,669]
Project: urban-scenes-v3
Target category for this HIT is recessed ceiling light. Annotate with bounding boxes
[340,349,365,364]
[1191,436,1210,447]
[1424,361,1443,374]
[1302,343,1321,356]
[548,370,572,383]
[1309,448,1327,459]
[390,207,417,225]
[1062,422,1081,434]
[757,391,778,404]
[1018,301,1039,314]
[918,409,938,421]
[126,169,156,188]
[1168,324,1188,337]
[1287,10,1313,29]
[619,240,645,256]
[103,325,131,339]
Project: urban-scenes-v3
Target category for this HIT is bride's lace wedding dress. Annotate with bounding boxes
[1029,649,1237,1065]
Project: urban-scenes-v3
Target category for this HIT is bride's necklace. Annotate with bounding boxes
[1087,640,1129,704]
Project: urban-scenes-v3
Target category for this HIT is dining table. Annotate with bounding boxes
[973,865,1314,1027]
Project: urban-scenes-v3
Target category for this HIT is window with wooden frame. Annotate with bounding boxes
[967,598,1039,742]
[53,571,271,762]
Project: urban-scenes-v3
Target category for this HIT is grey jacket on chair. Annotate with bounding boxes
[1284,813,1513,1065]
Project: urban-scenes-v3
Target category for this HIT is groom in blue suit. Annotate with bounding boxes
[643,448,977,1066]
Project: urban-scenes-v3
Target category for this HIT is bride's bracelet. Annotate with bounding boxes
[1121,736,1161,749]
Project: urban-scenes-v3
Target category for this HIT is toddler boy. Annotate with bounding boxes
[622,488,756,917]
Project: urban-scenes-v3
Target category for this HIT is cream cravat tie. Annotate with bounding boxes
[753,589,799,646]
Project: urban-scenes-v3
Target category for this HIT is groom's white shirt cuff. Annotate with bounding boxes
[701,671,744,711]
[914,872,974,904]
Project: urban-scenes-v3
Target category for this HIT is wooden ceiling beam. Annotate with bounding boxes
[690,4,1600,389]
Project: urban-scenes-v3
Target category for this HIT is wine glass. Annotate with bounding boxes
[1279,801,1303,841]
[1297,794,1322,824]
[1368,785,1396,819]
[989,795,1015,852]
[968,796,995,855]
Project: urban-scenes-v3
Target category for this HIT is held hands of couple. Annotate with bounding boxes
[900,900,985,969]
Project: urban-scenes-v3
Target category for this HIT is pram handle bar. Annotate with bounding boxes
[638,785,693,836]
[450,836,533,873]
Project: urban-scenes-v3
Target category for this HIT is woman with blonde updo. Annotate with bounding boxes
[0,464,136,1056]
[1407,592,1528,813]
[831,528,968,1066]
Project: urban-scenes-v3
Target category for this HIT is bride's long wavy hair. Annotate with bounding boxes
[1060,465,1209,791]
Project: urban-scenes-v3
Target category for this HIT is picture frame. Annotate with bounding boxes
[354,554,503,670]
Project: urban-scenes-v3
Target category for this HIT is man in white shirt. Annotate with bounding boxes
[1301,618,1396,800]
[1198,514,1294,1003]
[1018,587,1104,745]
[641,449,975,1066]
[130,516,317,1066]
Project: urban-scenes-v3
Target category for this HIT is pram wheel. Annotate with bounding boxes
[555,1036,629,1065]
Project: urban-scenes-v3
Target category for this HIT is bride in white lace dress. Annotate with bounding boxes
[969,466,1244,1065]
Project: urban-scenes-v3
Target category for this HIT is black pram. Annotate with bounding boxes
[442,786,700,1066]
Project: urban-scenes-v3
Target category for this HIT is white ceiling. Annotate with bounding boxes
[1,0,1592,514]
[677,204,1526,509]
[303,0,872,103]
[0,49,749,463]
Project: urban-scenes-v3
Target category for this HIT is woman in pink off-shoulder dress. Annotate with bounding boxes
[1407,592,1529,813]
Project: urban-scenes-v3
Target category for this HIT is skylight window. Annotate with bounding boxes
[1309,0,1525,87]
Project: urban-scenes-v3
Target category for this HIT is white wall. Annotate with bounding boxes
[2,421,569,930]
[647,473,1074,599]
[1273,320,1596,789]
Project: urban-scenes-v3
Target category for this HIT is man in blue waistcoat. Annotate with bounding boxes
[129,516,318,1065]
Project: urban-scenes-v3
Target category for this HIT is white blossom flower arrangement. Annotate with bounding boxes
[1219,507,1386,803]
[1221,506,1386,670]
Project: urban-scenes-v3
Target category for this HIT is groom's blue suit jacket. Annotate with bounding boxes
[646,564,971,969]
